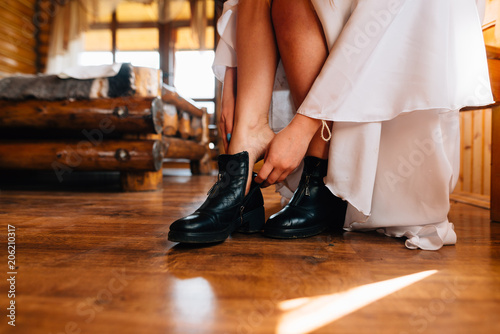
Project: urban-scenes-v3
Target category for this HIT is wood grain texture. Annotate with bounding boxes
[0,0,37,74]
[0,173,498,333]
[162,84,204,119]
[162,136,207,160]
[121,170,163,192]
[492,106,500,221]
[0,97,164,134]
[460,111,473,193]
[484,109,492,196]
[455,108,492,198]
[0,140,163,171]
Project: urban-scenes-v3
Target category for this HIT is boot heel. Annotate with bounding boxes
[237,206,265,233]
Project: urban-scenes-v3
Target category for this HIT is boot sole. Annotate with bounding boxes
[168,206,265,243]
[263,224,327,239]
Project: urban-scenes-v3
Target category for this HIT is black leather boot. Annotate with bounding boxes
[168,151,265,243]
[263,156,346,239]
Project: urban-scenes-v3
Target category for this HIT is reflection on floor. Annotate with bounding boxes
[0,171,499,334]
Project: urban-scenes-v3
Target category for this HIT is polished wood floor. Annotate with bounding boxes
[0,170,499,334]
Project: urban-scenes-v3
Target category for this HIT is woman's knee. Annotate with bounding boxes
[239,0,272,11]
[271,0,316,37]
[271,0,292,27]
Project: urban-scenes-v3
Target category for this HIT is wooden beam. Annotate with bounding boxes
[0,97,164,134]
[112,11,117,63]
[159,22,175,86]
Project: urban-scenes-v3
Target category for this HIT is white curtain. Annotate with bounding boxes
[46,0,209,74]
[46,0,90,74]
[159,0,208,49]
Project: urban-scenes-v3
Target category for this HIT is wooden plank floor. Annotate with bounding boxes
[0,171,499,334]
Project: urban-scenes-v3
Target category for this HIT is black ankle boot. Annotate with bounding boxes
[168,151,265,243]
[263,156,347,239]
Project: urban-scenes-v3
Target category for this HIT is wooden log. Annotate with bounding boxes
[178,111,192,139]
[0,140,163,173]
[192,116,202,142]
[191,106,212,175]
[162,137,206,160]
[133,67,161,98]
[201,107,209,144]
[190,152,212,175]
[492,106,500,222]
[121,170,163,192]
[163,104,178,136]
[162,83,204,118]
[0,97,164,134]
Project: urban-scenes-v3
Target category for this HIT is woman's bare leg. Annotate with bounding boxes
[272,0,331,160]
[228,0,279,192]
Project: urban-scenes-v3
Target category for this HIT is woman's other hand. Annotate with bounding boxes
[220,67,237,152]
[255,114,322,187]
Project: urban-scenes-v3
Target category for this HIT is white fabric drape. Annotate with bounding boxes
[212,0,493,250]
[46,0,89,74]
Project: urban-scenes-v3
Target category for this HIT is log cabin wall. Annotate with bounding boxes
[0,0,37,74]
[455,109,492,200]
[0,0,52,74]
[452,3,498,206]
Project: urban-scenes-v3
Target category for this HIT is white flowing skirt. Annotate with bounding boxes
[213,0,493,250]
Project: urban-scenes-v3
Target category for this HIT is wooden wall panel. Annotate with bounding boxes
[473,110,485,194]
[455,109,492,198]
[0,0,37,74]
[484,108,492,196]
[492,106,500,221]
[460,111,473,193]
[0,0,53,74]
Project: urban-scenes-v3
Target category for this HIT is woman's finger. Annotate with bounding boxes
[276,170,291,184]
[262,168,285,188]
[255,160,273,184]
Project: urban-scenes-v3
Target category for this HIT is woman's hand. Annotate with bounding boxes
[255,114,322,187]
[220,67,237,152]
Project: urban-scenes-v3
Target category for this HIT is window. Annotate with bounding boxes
[80,1,216,108]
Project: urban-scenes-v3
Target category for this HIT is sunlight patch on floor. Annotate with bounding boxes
[276,270,438,334]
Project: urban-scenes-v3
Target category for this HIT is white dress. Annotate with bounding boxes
[213,0,494,250]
